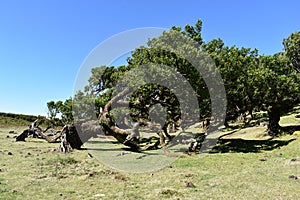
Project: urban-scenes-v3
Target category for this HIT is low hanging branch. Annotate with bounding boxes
[98,87,142,150]
[16,86,184,154]
[97,87,179,152]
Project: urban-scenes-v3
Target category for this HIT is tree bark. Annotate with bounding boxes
[15,130,29,141]
[16,87,179,152]
[63,125,83,149]
[15,121,52,142]
[267,106,281,136]
[97,87,143,150]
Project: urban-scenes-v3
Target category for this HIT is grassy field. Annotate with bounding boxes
[0,114,300,199]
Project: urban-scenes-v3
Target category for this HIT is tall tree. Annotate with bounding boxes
[47,101,59,119]
[204,37,300,135]
[78,20,220,150]
[50,20,300,151]
[256,54,300,135]
[46,98,74,124]
[283,31,300,72]
[204,39,259,125]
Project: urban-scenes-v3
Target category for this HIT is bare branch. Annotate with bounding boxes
[102,87,131,114]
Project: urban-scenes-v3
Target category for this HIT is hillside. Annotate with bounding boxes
[0,112,39,128]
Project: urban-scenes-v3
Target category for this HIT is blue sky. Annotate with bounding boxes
[0,0,299,116]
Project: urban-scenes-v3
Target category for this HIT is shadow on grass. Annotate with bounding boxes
[210,138,296,153]
[225,119,268,130]
[86,126,299,154]
[209,124,300,153]
[280,125,300,135]
[282,106,300,116]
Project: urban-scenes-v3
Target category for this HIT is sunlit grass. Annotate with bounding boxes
[0,111,300,199]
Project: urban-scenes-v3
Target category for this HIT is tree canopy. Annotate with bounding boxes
[47,19,300,151]
[283,31,300,73]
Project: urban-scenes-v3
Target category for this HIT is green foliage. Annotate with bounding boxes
[0,112,36,122]
[204,40,259,121]
[171,19,203,45]
[82,26,210,126]
[47,101,60,120]
[129,84,181,123]
[0,112,49,127]
[125,27,212,123]
[257,54,300,109]
[49,19,300,135]
[283,31,300,72]
[79,65,134,120]
[87,65,133,94]
[73,91,98,121]
[46,98,74,124]
[255,54,300,134]
[204,34,300,133]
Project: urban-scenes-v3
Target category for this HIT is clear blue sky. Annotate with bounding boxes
[0,0,299,116]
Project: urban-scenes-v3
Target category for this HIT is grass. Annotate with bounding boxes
[0,113,38,128]
[0,112,300,199]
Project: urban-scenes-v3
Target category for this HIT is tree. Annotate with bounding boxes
[76,20,225,151]
[47,101,60,119]
[204,37,300,135]
[283,31,300,72]
[59,98,74,124]
[49,19,300,151]
[256,54,300,135]
[203,39,259,125]
[46,98,74,125]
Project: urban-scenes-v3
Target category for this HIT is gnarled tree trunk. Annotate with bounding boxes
[267,106,281,136]
[97,87,174,151]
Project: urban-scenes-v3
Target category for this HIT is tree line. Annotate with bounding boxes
[47,19,300,143]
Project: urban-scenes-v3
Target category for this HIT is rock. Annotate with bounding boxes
[94,194,105,197]
[259,121,268,127]
[88,172,97,177]
[288,175,298,180]
[259,158,267,161]
[275,152,282,157]
[184,181,195,188]
[295,114,300,118]
[7,152,13,155]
